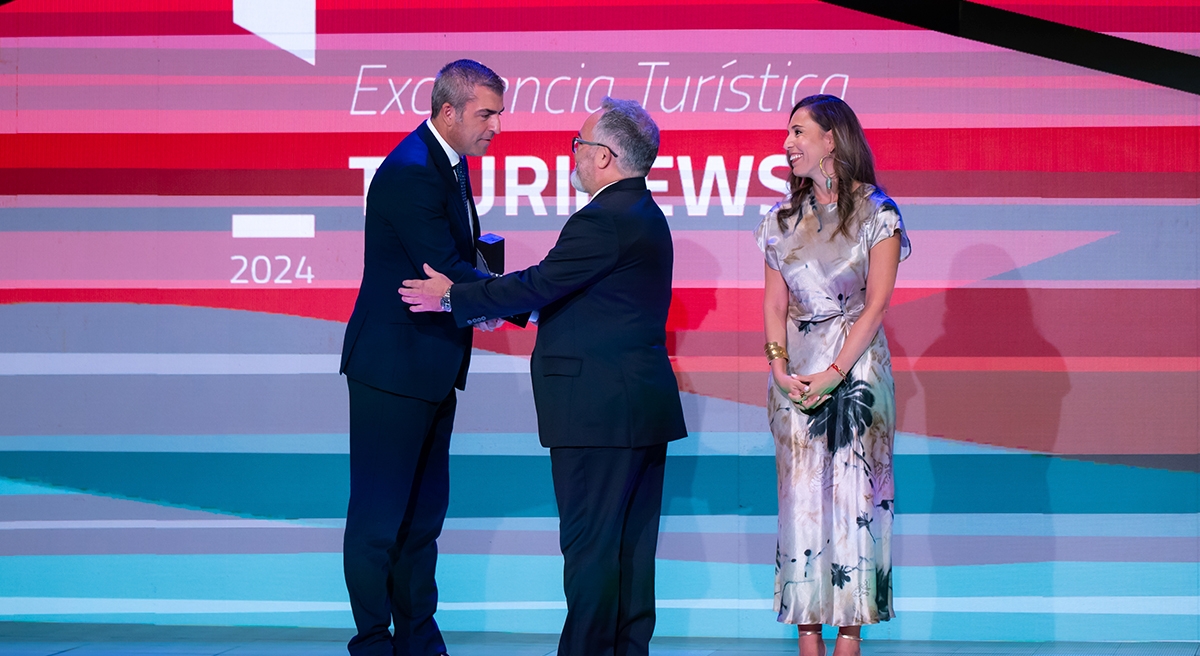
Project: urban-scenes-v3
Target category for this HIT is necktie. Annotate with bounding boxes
[454,159,476,238]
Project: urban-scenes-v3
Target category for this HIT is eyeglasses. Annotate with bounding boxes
[571,135,619,158]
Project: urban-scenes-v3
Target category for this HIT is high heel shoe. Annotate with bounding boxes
[835,632,861,655]
[799,629,826,656]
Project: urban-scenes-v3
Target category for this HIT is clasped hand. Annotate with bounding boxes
[399,263,502,332]
[774,366,841,413]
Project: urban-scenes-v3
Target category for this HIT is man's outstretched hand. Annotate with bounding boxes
[400,263,452,312]
[400,264,501,330]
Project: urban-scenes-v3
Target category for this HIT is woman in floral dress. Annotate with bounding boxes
[756,94,910,656]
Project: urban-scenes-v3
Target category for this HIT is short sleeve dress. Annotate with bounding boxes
[755,185,910,627]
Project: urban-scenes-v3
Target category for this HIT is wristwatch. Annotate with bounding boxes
[440,285,453,313]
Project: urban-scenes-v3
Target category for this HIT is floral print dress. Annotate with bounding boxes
[755,185,910,627]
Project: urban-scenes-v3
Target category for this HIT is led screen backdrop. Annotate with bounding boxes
[1,0,1198,642]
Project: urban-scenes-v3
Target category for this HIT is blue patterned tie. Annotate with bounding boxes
[455,158,474,235]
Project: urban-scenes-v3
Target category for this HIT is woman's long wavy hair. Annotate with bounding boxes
[777,94,881,239]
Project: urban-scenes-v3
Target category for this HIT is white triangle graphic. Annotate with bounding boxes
[233,0,316,66]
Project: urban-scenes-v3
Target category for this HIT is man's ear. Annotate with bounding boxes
[436,102,455,123]
[595,149,614,170]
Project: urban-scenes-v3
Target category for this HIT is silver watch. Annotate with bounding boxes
[440,286,452,312]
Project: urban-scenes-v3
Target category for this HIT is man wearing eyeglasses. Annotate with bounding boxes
[400,97,687,656]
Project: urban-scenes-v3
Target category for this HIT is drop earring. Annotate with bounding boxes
[818,154,834,191]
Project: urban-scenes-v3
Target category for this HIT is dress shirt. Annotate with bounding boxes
[426,118,474,236]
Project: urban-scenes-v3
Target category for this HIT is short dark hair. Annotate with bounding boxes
[430,59,505,116]
[594,97,660,177]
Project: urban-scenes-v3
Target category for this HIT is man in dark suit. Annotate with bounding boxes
[400,98,687,656]
[339,59,505,656]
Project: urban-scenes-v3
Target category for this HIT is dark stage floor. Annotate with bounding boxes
[0,624,1198,656]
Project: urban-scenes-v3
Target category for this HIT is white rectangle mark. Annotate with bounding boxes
[232,214,316,238]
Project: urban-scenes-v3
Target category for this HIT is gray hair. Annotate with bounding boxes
[430,59,505,116]
[594,97,660,177]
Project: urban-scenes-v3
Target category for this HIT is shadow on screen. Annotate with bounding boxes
[915,244,1069,638]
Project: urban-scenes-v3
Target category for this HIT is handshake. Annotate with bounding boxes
[397,263,505,331]
[398,233,519,332]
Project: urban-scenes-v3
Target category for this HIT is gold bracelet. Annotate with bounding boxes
[764,342,789,363]
[829,362,847,379]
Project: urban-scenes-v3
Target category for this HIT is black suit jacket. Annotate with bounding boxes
[341,121,489,402]
[450,177,687,448]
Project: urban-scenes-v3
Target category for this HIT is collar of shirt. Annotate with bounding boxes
[585,180,620,206]
[426,118,461,169]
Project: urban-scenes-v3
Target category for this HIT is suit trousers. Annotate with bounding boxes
[550,443,669,656]
[344,378,455,656]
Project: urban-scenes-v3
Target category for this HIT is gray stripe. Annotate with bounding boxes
[443,515,780,534]
[5,493,1191,539]
[0,335,749,435]
[0,353,525,376]
[0,373,549,435]
[4,203,1196,234]
[895,513,1200,538]
[0,525,1194,565]
[0,304,346,354]
[0,431,762,456]
[0,374,353,435]
[0,434,351,454]
[0,207,365,232]
[668,513,1200,539]
[0,431,1027,457]
[903,203,1200,231]
[893,535,1200,567]
[0,494,237,522]
[0,520,307,529]
[0,353,341,375]
[0,527,344,556]
[0,303,753,435]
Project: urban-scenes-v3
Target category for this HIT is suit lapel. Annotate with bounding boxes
[417,122,475,254]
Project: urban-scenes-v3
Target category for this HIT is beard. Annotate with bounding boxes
[569,168,587,193]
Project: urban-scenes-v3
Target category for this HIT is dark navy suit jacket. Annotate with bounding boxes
[341,121,489,402]
[449,177,688,448]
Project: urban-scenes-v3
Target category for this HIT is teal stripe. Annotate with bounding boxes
[0,556,768,610]
[450,456,558,517]
[0,612,354,629]
[9,555,1195,608]
[0,452,1195,518]
[0,432,1041,457]
[417,513,1200,538]
[654,608,793,639]
[657,561,775,601]
[3,609,1194,642]
[424,609,566,635]
[0,452,351,518]
[0,434,349,454]
[893,432,1035,456]
[896,455,1200,514]
[894,513,1200,537]
[438,555,566,602]
[881,612,1200,642]
[0,554,349,601]
[896,562,1200,597]
[0,477,72,495]
[2,556,1197,641]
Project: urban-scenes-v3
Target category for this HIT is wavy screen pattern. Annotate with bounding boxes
[1,0,1199,642]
